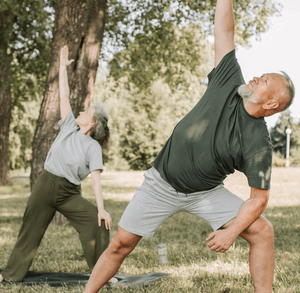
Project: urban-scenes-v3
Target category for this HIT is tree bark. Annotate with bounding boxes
[0,11,13,186]
[30,0,107,189]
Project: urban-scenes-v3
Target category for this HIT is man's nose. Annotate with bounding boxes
[253,77,262,83]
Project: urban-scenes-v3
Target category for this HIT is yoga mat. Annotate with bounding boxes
[0,269,168,288]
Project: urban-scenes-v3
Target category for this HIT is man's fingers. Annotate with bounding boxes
[208,243,223,252]
[206,232,215,242]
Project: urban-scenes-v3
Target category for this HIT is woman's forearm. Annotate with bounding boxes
[59,64,71,120]
[59,46,73,120]
[91,170,112,229]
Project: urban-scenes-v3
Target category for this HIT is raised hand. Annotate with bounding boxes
[60,45,74,67]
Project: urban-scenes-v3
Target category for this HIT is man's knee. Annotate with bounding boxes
[243,216,274,243]
[108,227,141,257]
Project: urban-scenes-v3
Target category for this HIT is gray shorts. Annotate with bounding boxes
[119,167,244,237]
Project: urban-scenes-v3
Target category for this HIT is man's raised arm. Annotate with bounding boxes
[214,0,235,67]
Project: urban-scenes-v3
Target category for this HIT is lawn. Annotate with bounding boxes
[0,168,300,293]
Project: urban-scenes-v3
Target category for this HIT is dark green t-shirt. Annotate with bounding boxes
[152,50,273,193]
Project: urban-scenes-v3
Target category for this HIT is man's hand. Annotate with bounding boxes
[206,228,238,253]
[206,187,270,253]
[98,208,112,230]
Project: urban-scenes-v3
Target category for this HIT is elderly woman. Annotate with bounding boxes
[0,46,112,282]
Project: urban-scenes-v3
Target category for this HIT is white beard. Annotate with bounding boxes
[238,84,258,104]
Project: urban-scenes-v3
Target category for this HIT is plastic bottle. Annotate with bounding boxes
[158,243,167,263]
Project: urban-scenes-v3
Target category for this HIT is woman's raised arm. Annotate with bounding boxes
[59,45,74,120]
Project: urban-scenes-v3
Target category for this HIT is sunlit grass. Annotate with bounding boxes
[0,168,300,292]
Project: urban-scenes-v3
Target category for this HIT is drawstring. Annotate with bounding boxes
[176,190,188,197]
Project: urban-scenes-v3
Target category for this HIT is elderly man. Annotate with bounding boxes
[83,0,295,292]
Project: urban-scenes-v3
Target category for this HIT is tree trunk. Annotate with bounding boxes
[0,12,13,186]
[30,0,107,223]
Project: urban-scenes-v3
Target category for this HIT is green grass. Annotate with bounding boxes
[0,168,300,292]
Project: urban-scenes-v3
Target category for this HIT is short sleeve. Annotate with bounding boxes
[58,111,78,132]
[244,149,273,190]
[87,142,104,172]
[207,50,244,89]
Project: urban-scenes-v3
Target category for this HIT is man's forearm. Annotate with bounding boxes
[227,197,268,237]
[214,0,234,35]
[214,0,235,67]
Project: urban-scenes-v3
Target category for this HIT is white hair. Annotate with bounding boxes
[277,71,295,110]
[238,84,258,104]
[90,101,110,149]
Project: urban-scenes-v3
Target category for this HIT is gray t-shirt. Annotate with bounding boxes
[44,111,103,185]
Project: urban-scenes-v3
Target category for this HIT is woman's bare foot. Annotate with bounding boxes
[0,274,3,282]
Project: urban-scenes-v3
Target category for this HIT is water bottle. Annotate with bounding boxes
[158,243,167,263]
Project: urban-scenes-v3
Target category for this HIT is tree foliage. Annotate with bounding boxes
[103,0,280,90]
[9,76,43,170]
[2,0,53,108]
[0,0,52,184]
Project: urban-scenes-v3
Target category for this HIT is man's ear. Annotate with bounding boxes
[262,99,279,110]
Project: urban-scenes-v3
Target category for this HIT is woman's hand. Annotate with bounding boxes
[98,209,112,230]
[91,170,112,230]
[60,45,74,67]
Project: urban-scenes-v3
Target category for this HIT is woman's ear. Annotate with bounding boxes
[88,120,97,135]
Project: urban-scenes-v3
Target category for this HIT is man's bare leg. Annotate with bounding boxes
[223,216,274,293]
[84,227,141,293]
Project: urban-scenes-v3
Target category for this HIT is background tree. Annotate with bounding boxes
[270,111,300,165]
[0,0,51,185]
[9,76,44,171]
[270,110,295,157]
[30,0,107,188]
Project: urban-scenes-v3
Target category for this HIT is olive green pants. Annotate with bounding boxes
[2,170,109,281]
